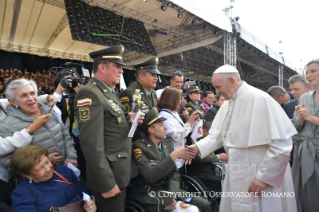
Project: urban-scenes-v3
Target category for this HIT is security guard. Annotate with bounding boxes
[120,56,159,115]
[74,45,132,212]
[185,85,205,119]
[131,108,212,212]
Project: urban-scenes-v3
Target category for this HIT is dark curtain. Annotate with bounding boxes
[0,50,92,75]
[0,50,213,90]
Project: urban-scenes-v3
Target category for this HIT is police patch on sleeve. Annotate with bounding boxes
[79,107,90,121]
[133,148,144,164]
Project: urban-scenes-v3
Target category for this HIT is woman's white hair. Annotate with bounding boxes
[5,78,38,100]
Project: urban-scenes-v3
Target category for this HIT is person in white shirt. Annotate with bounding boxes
[158,87,199,168]
[156,71,184,101]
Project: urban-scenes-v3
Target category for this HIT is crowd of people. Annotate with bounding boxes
[0,44,318,212]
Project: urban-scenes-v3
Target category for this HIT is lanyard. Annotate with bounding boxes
[161,109,184,127]
[51,170,77,192]
[65,98,75,127]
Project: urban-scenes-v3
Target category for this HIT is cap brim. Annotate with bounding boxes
[145,68,161,74]
[188,90,202,94]
[155,117,167,123]
[109,58,126,66]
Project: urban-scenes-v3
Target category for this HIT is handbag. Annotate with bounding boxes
[48,171,85,212]
[49,200,85,212]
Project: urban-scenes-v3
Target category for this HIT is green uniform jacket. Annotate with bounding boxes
[185,100,205,119]
[74,77,132,193]
[130,137,180,205]
[120,81,157,114]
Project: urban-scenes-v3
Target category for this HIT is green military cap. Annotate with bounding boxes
[182,92,187,99]
[139,108,166,133]
[133,56,161,74]
[186,85,202,94]
[89,45,126,66]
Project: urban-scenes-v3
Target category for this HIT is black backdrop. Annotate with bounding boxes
[0,50,213,91]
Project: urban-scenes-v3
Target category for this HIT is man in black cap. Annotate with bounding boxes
[120,56,159,115]
[131,108,212,212]
[185,85,205,118]
[74,45,144,212]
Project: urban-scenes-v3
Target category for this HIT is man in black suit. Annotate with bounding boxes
[283,74,311,119]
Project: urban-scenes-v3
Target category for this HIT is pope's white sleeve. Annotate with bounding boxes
[255,138,292,188]
[0,129,32,156]
[196,133,223,159]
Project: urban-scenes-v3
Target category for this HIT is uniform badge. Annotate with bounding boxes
[79,107,90,121]
[77,98,92,106]
[133,148,144,164]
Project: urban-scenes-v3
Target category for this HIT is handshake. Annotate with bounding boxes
[170,142,199,165]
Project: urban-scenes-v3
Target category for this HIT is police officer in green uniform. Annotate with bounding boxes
[74,45,140,212]
[185,85,205,119]
[131,108,212,212]
[120,56,159,115]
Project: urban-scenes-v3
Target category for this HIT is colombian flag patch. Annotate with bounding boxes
[77,98,92,106]
[120,96,130,102]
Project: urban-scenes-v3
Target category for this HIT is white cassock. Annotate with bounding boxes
[196,82,298,212]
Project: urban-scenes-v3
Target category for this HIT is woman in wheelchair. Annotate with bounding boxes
[10,145,96,212]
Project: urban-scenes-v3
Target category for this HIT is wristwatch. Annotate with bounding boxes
[25,128,33,135]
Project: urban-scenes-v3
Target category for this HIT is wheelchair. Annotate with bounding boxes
[125,199,149,212]
[183,162,224,204]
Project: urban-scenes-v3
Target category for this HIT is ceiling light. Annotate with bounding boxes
[203,25,208,30]
[177,9,183,18]
[161,4,167,11]
[191,19,196,25]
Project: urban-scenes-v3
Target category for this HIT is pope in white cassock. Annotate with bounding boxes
[187,65,297,212]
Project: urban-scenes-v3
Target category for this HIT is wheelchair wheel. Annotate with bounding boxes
[125,199,149,212]
[182,175,213,203]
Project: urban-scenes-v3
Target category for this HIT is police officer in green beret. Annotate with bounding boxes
[131,108,212,212]
[185,85,205,119]
[120,56,159,115]
[74,45,144,212]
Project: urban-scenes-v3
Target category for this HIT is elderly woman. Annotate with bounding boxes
[0,78,77,183]
[292,59,319,212]
[10,145,96,212]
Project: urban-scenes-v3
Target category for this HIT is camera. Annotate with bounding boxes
[49,62,90,94]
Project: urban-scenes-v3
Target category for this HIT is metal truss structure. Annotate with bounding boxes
[37,0,65,9]
[43,14,69,50]
[123,28,221,62]
[80,0,185,36]
[279,65,283,87]
[224,31,236,67]
[0,41,93,62]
